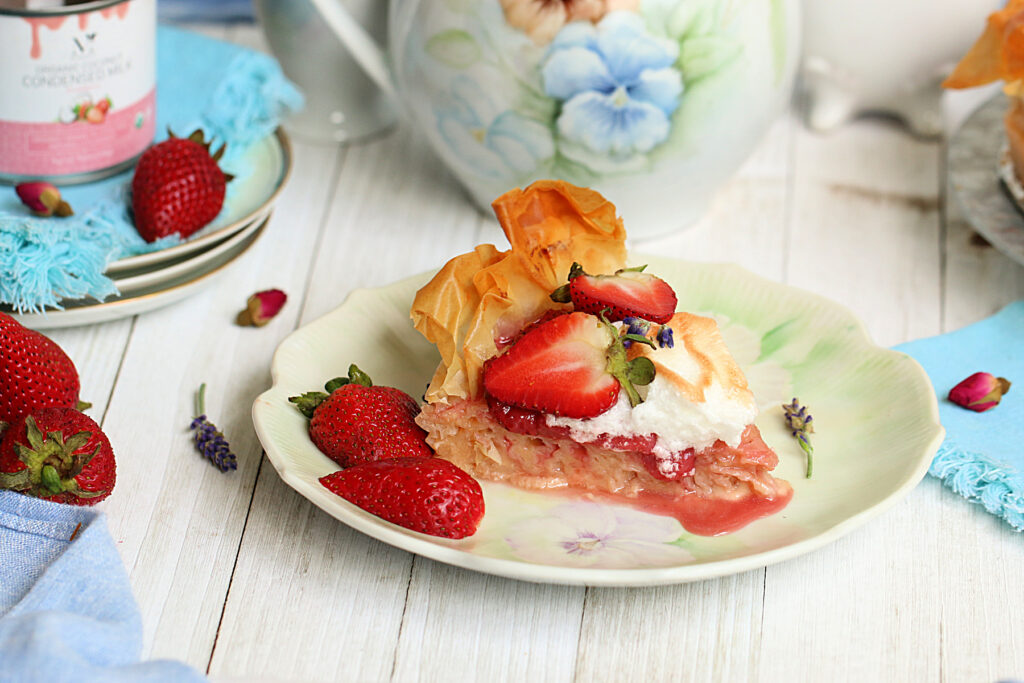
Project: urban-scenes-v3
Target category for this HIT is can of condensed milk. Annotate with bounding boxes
[0,0,156,184]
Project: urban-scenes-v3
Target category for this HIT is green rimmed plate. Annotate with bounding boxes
[252,256,943,586]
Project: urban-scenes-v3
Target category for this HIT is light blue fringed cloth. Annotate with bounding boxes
[0,491,207,682]
[0,26,302,313]
[895,301,1024,531]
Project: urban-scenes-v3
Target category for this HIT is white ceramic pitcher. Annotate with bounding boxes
[306,0,801,239]
[800,0,1001,138]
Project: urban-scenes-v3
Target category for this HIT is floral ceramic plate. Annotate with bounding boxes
[253,257,943,586]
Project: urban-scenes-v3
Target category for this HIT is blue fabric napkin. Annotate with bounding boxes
[0,25,302,313]
[0,491,206,682]
[895,301,1024,531]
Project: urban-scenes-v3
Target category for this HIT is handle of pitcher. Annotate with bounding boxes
[306,0,397,100]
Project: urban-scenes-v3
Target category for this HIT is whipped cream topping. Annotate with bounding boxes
[545,329,757,459]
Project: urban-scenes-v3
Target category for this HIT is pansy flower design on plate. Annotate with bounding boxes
[436,76,555,179]
[505,501,693,568]
[541,12,683,158]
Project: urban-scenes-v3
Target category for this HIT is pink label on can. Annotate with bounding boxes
[0,0,156,179]
[0,88,155,176]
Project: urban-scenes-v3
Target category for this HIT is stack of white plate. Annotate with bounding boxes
[5,130,293,330]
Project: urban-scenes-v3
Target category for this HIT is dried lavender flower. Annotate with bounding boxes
[782,397,814,478]
[623,316,648,336]
[657,325,674,349]
[189,383,237,472]
[620,317,648,349]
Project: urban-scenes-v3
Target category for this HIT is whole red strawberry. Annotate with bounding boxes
[320,457,484,538]
[0,407,115,505]
[131,130,229,243]
[0,312,81,424]
[290,365,433,468]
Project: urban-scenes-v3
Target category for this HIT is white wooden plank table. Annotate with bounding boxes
[45,24,1024,682]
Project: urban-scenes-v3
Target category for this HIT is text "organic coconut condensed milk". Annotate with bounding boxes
[0,0,156,184]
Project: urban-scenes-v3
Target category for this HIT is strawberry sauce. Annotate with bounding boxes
[628,485,793,536]
[485,395,791,536]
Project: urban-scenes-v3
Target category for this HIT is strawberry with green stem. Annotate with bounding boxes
[0,407,115,505]
[290,365,433,468]
[131,129,232,243]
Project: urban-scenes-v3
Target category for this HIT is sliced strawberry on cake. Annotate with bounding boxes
[482,311,655,418]
[410,180,791,536]
[550,262,678,324]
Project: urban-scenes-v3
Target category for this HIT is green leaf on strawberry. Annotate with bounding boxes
[0,409,115,505]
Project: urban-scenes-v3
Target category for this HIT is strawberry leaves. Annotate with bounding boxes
[0,414,105,500]
[601,313,656,408]
[290,364,374,418]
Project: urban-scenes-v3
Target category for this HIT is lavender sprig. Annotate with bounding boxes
[189,384,237,472]
[621,318,675,349]
[621,316,647,348]
[656,325,674,349]
[782,398,814,478]
[623,316,647,336]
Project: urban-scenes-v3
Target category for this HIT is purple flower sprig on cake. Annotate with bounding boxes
[620,317,673,349]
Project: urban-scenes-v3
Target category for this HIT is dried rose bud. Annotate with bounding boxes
[948,372,1011,412]
[15,181,73,217]
[236,289,287,327]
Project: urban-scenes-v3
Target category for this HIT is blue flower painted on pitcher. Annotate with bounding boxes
[436,76,555,179]
[541,11,683,157]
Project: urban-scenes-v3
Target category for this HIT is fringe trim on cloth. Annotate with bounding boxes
[930,442,1024,532]
[0,210,119,313]
[206,52,305,154]
[0,201,179,313]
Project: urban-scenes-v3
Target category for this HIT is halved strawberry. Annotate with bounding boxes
[482,311,656,419]
[320,457,484,539]
[494,309,568,350]
[551,263,677,324]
